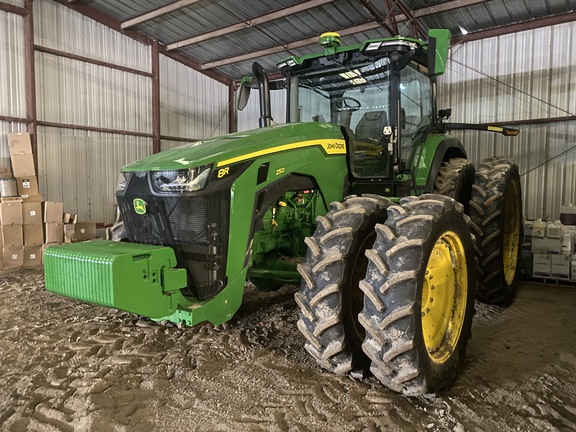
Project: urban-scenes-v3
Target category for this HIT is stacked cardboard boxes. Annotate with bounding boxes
[44,201,64,246]
[530,218,576,281]
[8,132,40,202]
[1,132,66,269]
[0,198,24,269]
[1,132,100,270]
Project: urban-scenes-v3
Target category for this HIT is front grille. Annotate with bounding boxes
[117,174,229,301]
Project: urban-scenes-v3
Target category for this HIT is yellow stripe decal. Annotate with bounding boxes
[487,126,503,132]
[216,139,346,167]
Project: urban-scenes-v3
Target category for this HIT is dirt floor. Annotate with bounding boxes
[1,268,576,432]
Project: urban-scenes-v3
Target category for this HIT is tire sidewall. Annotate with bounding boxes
[498,166,523,299]
[341,207,389,363]
[412,207,477,387]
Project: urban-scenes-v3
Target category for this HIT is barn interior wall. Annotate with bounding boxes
[438,22,576,220]
[0,0,229,225]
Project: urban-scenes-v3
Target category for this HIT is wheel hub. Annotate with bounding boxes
[421,231,468,364]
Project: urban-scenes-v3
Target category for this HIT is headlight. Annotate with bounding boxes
[152,165,212,193]
[116,172,131,192]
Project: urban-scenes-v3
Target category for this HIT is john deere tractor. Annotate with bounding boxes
[44,29,522,395]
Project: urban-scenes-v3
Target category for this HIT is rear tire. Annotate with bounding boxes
[296,195,391,374]
[433,158,475,214]
[359,194,476,395]
[469,157,522,305]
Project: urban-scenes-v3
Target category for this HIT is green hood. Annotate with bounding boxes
[123,122,346,172]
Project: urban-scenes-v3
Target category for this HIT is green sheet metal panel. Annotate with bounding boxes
[44,240,186,318]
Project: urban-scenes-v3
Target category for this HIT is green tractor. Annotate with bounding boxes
[44,29,522,395]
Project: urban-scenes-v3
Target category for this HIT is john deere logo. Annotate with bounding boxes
[133,198,147,215]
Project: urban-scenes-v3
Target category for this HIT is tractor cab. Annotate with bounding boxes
[278,30,449,196]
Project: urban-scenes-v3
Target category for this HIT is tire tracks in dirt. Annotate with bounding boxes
[2,269,576,431]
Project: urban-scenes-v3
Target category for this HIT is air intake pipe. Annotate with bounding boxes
[252,62,273,128]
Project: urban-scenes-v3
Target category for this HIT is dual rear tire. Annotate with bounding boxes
[359,195,476,395]
[296,157,522,395]
[297,194,477,395]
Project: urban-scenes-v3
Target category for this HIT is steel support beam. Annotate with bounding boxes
[451,12,576,44]
[35,45,153,77]
[387,0,427,39]
[23,0,37,172]
[36,120,155,138]
[413,0,491,17]
[151,40,161,154]
[167,0,336,50]
[228,84,236,133]
[53,0,230,84]
[121,0,203,29]
[0,115,32,123]
[202,21,380,69]
[0,1,27,15]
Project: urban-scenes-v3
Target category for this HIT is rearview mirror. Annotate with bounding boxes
[236,75,252,111]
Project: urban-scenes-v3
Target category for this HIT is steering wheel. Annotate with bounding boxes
[334,96,361,112]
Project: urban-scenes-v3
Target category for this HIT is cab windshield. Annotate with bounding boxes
[288,55,433,179]
[288,57,392,178]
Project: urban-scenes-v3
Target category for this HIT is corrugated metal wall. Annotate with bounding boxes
[0,10,26,169]
[34,0,150,71]
[237,87,286,132]
[160,55,229,140]
[34,0,153,224]
[438,22,576,220]
[35,52,152,132]
[37,127,151,223]
[0,0,230,225]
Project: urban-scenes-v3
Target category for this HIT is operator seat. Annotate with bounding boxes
[355,111,388,140]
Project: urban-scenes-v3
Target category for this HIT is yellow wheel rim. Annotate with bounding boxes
[421,231,468,364]
[503,181,521,285]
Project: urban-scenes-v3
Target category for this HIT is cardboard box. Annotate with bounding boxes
[10,154,35,177]
[1,225,23,247]
[43,201,64,223]
[531,236,562,254]
[16,176,39,196]
[64,223,75,244]
[3,246,24,268]
[23,224,43,246]
[44,222,63,244]
[551,254,571,280]
[0,196,23,203]
[533,253,551,278]
[22,193,42,203]
[0,201,23,225]
[561,227,575,255]
[7,132,32,155]
[73,222,97,242]
[22,202,42,225]
[23,245,42,267]
[63,213,78,224]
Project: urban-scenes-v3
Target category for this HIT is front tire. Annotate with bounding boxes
[469,157,522,305]
[359,194,476,395]
[295,195,391,374]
